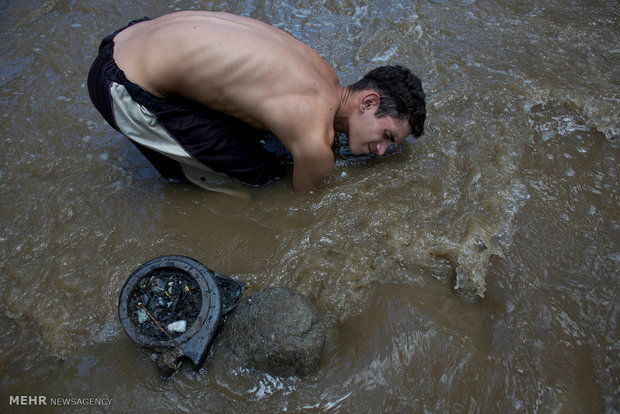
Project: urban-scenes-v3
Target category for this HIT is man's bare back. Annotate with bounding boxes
[113,11,340,191]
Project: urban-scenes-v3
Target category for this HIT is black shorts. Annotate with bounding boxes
[87,17,285,189]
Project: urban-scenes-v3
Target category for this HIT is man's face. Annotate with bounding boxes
[347,105,412,156]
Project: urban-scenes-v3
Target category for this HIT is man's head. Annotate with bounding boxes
[344,65,426,156]
[350,65,426,137]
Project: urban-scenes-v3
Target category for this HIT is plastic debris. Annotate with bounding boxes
[167,320,187,333]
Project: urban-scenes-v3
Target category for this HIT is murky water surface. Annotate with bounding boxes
[1,0,618,412]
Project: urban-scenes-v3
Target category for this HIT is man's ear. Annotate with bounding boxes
[360,91,380,112]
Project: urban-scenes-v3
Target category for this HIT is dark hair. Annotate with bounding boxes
[349,65,426,137]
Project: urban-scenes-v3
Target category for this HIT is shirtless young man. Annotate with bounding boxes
[88,11,426,193]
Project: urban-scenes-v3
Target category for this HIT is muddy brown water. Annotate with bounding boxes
[0,0,618,412]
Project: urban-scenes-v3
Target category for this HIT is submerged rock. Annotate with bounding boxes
[217,287,325,377]
[137,308,148,324]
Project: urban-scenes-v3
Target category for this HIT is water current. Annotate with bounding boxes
[0,0,618,412]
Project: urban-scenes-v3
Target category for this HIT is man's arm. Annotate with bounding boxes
[290,140,334,192]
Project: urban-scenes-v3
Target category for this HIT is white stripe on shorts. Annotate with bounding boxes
[110,81,247,196]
